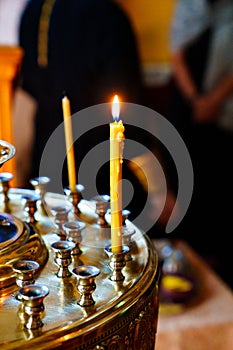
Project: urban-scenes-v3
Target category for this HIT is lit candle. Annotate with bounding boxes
[110,95,125,253]
[62,95,77,193]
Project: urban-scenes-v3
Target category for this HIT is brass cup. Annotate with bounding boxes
[72,265,100,307]
[30,176,51,216]
[63,220,86,255]
[50,205,72,239]
[104,245,130,282]
[64,184,85,217]
[51,240,75,278]
[12,260,40,288]
[17,283,49,329]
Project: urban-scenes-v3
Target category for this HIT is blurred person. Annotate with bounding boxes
[16,0,144,186]
[16,0,165,228]
[167,0,233,288]
[15,0,178,237]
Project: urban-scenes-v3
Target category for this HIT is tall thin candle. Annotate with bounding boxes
[110,95,125,253]
[62,95,77,193]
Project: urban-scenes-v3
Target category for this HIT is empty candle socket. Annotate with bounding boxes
[30,176,51,216]
[50,205,71,239]
[12,260,40,288]
[63,220,86,255]
[72,265,100,307]
[92,194,110,228]
[64,184,85,217]
[51,240,75,278]
[17,283,49,330]
[22,194,40,224]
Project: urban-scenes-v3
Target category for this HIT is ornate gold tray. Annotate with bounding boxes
[0,189,159,350]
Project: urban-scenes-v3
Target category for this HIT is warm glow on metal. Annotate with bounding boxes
[112,94,120,121]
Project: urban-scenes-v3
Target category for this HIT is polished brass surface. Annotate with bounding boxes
[0,209,48,291]
[0,189,159,349]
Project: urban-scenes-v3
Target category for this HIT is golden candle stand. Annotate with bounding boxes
[0,141,159,350]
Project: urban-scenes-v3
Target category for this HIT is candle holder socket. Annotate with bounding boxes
[63,220,86,255]
[64,184,84,217]
[123,227,136,261]
[17,284,49,330]
[0,172,13,211]
[72,265,100,307]
[104,245,130,282]
[105,208,131,228]
[22,194,40,224]
[12,260,40,288]
[30,176,51,216]
[50,205,71,239]
[122,209,131,226]
[51,240,75,278]
[92,194,110,227]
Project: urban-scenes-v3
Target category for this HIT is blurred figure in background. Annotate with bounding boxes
[16,0,144,186]
[167,0,233,288]
[15,0,178,234]
[15,0,158,225]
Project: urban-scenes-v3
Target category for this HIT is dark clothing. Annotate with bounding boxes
[19,0,143,168]
[19,0,147,219]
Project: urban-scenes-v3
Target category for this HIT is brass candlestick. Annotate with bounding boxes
[72,265,100,307]
[22,194,40,224]
[51,240,75,278]
[64,184,84,217]
[17,284,49,330]
[50,205,71,239]
[0,172,13,212]
[12,260,40,288]
[104,246,130,282]
[123,226,136,262]
[30,176,50,216]
[122,209,131,226]
[63,220,86,255]
[92,194,110,227]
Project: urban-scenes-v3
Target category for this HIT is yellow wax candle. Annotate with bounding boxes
[110,95,125,253]
[62,96,77,193]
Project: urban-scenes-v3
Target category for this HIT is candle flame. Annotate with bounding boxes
[112,94,120,121]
